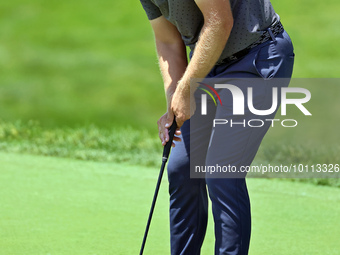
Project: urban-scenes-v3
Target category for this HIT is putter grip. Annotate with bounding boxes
[162,119,177,161]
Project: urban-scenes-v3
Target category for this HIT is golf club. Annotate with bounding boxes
[139,119,177,255]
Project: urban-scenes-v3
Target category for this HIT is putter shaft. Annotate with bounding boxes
[139,120,177,255]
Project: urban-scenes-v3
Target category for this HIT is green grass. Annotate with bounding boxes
[272,0,340,78]
[1,152,339,254]
[0,120,161,167]
[0,0,166,130]
[1,120,339,187]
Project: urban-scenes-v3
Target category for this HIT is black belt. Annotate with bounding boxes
[219,21,284,65]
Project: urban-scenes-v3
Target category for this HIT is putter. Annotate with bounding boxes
[139,119,177,255]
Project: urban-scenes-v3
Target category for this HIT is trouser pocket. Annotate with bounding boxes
[253,31,295,79]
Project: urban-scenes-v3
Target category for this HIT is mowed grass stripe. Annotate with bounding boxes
[0,152,339,254]
[0,152,170,254]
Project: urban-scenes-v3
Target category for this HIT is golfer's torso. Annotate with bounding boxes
[146,0,279,61]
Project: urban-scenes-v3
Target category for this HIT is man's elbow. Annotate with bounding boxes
[205,12,234,42]
[222,16,234,39]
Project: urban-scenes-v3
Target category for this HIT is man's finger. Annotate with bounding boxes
[173,136,182,142]
[165,112,175,128]
[165,128,169,142]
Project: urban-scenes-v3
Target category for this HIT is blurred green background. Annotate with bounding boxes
[0,0,340,254]
[0,0,164,130]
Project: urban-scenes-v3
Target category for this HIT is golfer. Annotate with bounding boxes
[140,0,294,254]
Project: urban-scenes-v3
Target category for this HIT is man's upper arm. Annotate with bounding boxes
[194,0,233,28]
[150,16,183,45]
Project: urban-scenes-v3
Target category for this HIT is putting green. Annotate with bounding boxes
[0,152,339,254]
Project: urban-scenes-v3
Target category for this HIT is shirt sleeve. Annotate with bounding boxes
[140,0,162,20]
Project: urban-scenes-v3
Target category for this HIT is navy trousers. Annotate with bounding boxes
[167,31,295,255]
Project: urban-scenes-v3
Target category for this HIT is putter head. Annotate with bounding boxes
[162,119,177,161]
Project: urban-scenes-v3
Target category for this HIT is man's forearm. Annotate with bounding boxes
[178,10,233,94]
[156,39,188,111]
[150,16,188,112]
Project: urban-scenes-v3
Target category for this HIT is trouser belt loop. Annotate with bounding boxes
[268,27,276,42]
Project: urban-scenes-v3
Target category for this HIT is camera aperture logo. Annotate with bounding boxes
[198,82,223,109]
[198,83,312,128]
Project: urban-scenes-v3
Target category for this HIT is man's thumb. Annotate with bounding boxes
[165,113,174,128]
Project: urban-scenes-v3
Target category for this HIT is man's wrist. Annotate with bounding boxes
[177,76,199,97]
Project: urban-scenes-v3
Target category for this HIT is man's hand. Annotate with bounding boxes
[171,80,196,127]
[157,112,182,147]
